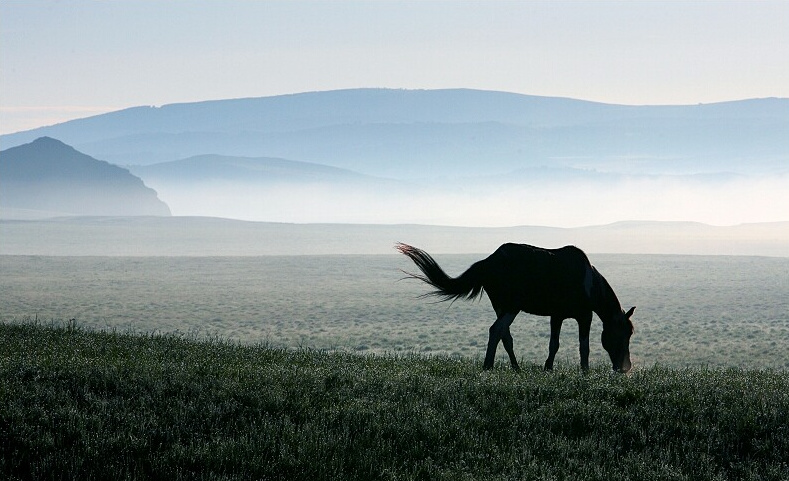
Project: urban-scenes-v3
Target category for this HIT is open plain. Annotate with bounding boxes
[3,253,788,369]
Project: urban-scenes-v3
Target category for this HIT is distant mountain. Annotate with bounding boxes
[123,153,411,223]
[1,89,786,177]
[128,154,396,185]
[0,137,171,218]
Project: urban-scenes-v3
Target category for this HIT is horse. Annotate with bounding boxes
[396,242,635,372]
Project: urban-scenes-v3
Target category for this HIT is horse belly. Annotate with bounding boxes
[516,284,590,318]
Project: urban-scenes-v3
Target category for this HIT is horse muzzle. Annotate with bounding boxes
[613,352,632,373]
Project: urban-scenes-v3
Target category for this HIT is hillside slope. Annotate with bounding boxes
[0,137,170,218]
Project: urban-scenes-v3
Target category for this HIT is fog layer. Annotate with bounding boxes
[145,172,789,227]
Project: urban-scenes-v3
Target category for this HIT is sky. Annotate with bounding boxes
[2,1,789,135]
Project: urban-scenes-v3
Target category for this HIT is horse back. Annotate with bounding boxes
[482,243,593,316]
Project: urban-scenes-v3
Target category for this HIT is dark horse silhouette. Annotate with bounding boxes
[397,242,635,372]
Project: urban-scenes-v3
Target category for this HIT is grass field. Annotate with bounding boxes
[2,322,789,480]
[2,254,789,369]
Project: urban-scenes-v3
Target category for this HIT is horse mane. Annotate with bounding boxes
[591,266,623,323]
[592,266,635,334]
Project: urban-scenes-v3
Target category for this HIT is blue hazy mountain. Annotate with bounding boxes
[127,154,397,185]
[1,89,786,178]
[0,137,171,218]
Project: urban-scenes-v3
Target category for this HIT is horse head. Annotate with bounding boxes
[601,306,635,373]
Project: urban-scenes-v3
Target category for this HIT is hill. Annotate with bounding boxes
[127,154,397,185]
[0,137,171,219]
[2,216,788,256]
[2,321,788,480]
[1,89,786,177]
[124,154,406,224]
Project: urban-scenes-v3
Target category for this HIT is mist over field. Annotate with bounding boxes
[139,170,789,227]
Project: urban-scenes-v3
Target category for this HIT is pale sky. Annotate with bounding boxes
[2,1,788,135]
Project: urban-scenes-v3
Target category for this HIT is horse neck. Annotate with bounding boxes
[591,268,623,325]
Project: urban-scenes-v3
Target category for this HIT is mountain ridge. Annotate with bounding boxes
[127,153,397,185]
[1,89,786,176]
[0,137,171,218]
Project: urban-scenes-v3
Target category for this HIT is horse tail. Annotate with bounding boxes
[396,243,485,302]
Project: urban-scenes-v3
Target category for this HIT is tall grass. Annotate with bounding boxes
[2,321,788,480]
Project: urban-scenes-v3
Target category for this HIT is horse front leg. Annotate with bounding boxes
[483,312,518,370]
[544,316,564,371]
[577,313,592,372]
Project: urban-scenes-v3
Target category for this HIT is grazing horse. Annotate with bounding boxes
[397,242,635,372]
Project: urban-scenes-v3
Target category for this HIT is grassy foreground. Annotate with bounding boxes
[2,322,789,480]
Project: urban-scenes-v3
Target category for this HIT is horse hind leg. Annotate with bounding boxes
[483,311,518,370]
[501,326,520,371]
[544,316,564,371]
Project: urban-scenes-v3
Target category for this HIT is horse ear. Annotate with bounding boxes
[625,306,636,318]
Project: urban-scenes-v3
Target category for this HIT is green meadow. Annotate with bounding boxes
[2,322,789,480]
